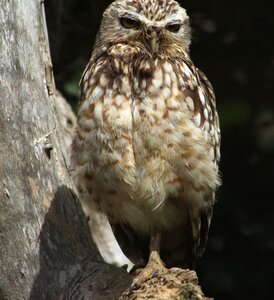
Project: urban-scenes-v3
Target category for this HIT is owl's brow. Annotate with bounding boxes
[118,10,182,27]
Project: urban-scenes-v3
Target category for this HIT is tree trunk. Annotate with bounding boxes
[0,1,210,299]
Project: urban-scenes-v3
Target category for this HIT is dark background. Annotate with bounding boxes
[45,1,274,299]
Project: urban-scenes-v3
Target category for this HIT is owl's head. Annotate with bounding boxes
[95,0,191,55]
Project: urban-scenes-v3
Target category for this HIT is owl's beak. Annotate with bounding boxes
[145,27,161,54]
[150,35,159,54]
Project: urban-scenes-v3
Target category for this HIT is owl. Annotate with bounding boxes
[71,0,221,274]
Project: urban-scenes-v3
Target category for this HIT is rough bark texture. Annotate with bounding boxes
[0,1,210,299]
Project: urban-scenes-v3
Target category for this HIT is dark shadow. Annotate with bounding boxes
[30,185,130,300]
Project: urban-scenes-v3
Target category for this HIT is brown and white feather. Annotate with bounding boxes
[71,0,221,268]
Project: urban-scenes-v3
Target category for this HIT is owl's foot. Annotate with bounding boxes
[130,250,166,290]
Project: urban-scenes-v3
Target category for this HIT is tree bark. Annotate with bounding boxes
[0,1,210,299]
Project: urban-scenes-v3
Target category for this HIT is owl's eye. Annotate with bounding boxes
[166,23,181,33]
[120,17,141,29]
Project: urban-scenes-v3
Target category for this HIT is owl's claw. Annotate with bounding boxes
[129,281,137,293]
[130,250,166,291]
[151,268,160,277]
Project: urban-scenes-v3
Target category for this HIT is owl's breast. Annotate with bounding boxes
[73,55,219,233]
[130,60,219,212]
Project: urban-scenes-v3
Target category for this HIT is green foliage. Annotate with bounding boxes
[63,71,81,113]
[63,73,81,99]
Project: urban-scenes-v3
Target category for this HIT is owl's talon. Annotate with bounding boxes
[151,268,160,277]
[129,282,135,293]
[130,266,160,290]
[130,275,144,291]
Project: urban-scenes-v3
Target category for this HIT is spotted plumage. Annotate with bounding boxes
[71,0,221,269]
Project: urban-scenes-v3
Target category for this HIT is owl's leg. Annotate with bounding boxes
[148,232,165,268]
[131,232,166,289]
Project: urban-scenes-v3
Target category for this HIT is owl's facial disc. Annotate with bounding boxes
[97,0,192,54]
[119,14,183,54]
[106,1,191,54]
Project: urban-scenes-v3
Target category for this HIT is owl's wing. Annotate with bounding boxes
[196,69,217,260]
[110,222,150,266]
[196,68,221,164]
[177,59,220,262]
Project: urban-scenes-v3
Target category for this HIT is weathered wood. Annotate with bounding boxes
[0,1,128,299]
[0,1,210,299]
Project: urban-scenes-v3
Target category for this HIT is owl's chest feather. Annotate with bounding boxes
[76,58,218,232]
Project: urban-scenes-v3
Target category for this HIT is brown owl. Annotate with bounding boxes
[71,0,221,278]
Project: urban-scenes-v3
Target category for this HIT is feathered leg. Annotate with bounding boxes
[131,232,166,289]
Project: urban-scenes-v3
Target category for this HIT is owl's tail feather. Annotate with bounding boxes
[190,206,213,265]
